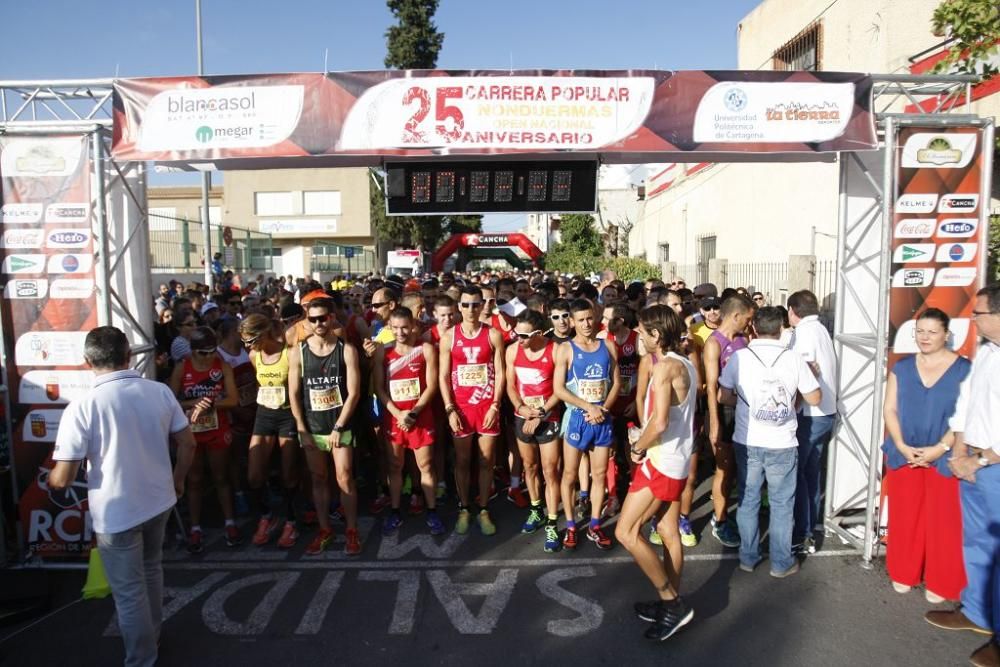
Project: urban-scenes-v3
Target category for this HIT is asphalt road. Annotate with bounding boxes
[0,497,985,667]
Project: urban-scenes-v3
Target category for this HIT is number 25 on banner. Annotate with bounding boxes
[403,86,463,143]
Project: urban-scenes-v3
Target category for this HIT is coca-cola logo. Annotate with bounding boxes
[894,220,934,239]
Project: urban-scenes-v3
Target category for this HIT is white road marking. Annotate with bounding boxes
[426,568,519,635]
[294,571,344,635]
[202,572,300,635]
[358,570,421,634]
[536,567,604,637]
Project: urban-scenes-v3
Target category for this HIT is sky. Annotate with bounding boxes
[0,0,763,232]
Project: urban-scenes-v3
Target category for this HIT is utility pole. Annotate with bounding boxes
[197,0,213,288]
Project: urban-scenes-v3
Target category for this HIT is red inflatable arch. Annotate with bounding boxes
[432,233,543,272]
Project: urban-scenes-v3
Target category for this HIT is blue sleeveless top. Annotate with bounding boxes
[566,340,612,408]
[881,354,971,476]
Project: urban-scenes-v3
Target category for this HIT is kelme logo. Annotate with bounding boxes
[195,126,214,143]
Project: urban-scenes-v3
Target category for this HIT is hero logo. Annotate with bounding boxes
[47,230,89,248]
[935,243,977,263]
[1,202,43,224]
[895,194,938,213]
[937,219,977,238]
[891,268,934,288]
[938,194,978,213]
[893,220,934,239]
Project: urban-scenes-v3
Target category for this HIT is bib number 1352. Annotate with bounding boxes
[403,86,464,143]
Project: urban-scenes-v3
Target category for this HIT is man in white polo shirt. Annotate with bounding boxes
[720,307,821,578]
[49,327,197,667]
[787,289,838,554]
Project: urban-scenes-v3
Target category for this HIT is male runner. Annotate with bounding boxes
[547,298,575,344]
[602,302,640,515]
[506,309,563,552]
[288,298,363,555]
[555,299,621,550]
[617,305,697,642]
[439,286,506,535]
[372,306,445,535]
[425,295,457,500]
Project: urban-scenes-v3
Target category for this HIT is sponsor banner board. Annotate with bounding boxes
[888,126,990,367]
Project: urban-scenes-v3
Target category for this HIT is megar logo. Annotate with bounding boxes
[196,126,214,143]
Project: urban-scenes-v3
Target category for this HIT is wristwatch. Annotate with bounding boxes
[977,456,990,467]
[332,424,344,433]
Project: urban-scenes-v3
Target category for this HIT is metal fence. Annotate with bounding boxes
[310,242,377,276]
[148,213,274,273]
[727,261,790,306]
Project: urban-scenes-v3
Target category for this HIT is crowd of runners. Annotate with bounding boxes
[150,267,832,641]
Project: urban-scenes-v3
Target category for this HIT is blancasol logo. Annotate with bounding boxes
[3,279,49,299]
[901,132,977,168]
[892,243,935,263]
[0,136,83,176]
[938,193,978,213]
[49,279,94,299]
[2,254,46,274]
[46,229,90,248]
[1,228,44,249]
[891,268,935,288]
[935,267,978,287]
[895,194,938,213]
[137,85,304,152]
[47,253,93,275]
[691,81,854,143]
[894,318,971,354]
[935,243,977,263]
[893,219,935,239]
[937,219,978,238]
[45,203,89,224]
[1,203,43,224]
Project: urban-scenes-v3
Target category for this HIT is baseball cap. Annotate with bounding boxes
[699,296,722,310]
[200,302,219,316]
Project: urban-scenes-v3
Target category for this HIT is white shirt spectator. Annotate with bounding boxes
[949,341,1000,455]
[789,314,837,417]
[52,370,190,534]
[720,339,820,449]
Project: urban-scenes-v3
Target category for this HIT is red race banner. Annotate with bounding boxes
[112,70,877,165]
[0,133,99,560]
[888,126,989,366]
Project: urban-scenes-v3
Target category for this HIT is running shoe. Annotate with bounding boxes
[234,491,250,517]
[543,524,561,553]
[478,510,497,536]
[426,512,446,536]
[710,516,740,548]
[224,524,242,548]
[679,515,698,547]
[601,496,621,519]
[455,509,471,535]
[252,515,280,546]
[305,528,334,556]
[562,526,578,550]
[770,561,801,579]
[521,507,544,534]
[792,536,817,555]
[649,521,663,546]
[634,599,663,623]
[344,528,362,556]
[644,597,694,641]
[369,494,391,515]
[507,487,530,508]
[382,513,404,536]
[408,494,424,516]
[187,528,204,554]
[277,522,299,549]
[587,525,614,550]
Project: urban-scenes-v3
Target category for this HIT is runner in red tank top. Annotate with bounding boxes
[169,326,241,552]
[601,302,640,516]
[505,309,564,552]
[372,306,445,536]
[439,286,506,536]
[424,294,457,502]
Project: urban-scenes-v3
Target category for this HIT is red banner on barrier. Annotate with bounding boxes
[0,133,98,560]
[112,70,877,165]
[888,126,989,366]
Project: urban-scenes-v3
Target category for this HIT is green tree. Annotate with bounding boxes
[931,0,1000,77]
[384,0,444,70]
[988,214,1000,281]
[545,214,605,275]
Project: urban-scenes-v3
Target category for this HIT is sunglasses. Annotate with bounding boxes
[308,314,330,324]
[459,302,482,309]
[241,335,260,347]
[703,306,720,312]
[551,313,570,321]
[370,301,389,308]
[228,301,241,306]
[193,347,217,356]
[515,330,544,340]
[753,296,765,301]
[179,321,195,327]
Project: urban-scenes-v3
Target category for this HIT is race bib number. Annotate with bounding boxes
[577,379,606,403]
[237,382,257,408]
[257,386,286,409]
[309,386,344,411]
[191,408,219,433]
[457,363,488,387]
[389,377,421,403]
[619,374,636,397]
[524,395,546,410]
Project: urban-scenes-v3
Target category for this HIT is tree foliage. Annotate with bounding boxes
[545,214,605,275]
[605,256,661,283]
[988,214,1000,282]
[384,0,445,70]
[931,0,1000,76]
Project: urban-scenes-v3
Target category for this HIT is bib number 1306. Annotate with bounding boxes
[403,86,464,143]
